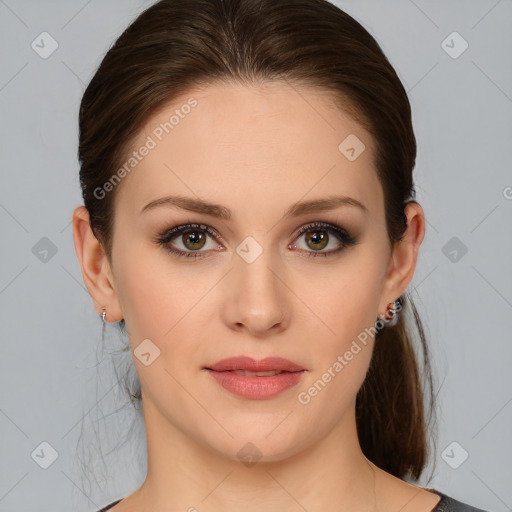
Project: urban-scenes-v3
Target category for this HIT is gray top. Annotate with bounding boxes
[96,489,492,511]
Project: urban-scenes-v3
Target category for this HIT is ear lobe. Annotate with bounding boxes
[378,202,425,314]
[72,206,123,321]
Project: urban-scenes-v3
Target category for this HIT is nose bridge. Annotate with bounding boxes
[235,235,281,301]
[226,234,287,332]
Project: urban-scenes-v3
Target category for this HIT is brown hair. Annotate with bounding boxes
[78,0,437,482]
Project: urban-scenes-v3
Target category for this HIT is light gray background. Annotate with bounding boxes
[1,1,511,511]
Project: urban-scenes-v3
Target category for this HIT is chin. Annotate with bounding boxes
[194,415,312,466]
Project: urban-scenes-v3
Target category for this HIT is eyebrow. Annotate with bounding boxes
[140,194,368,219]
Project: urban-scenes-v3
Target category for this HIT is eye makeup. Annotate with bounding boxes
[153,220,359,260]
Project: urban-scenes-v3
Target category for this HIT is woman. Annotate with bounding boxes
[72,0,489,510]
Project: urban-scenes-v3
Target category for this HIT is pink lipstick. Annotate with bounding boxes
[205,356,306,399]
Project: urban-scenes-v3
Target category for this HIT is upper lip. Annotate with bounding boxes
[206,356,305,372]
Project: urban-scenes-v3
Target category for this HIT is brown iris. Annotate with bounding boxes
[305,230,329,251]
[182,229,207,250]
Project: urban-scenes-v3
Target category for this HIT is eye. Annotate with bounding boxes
[156,223,223,259]
[289,221,358,258]
[156,221,358,260]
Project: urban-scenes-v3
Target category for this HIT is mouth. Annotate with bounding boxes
[205,356,305,373]
[228,369,288,377]
[204,356,306,399]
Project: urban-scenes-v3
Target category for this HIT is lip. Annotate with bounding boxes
[205,356,306,400]
[207,356,305,373]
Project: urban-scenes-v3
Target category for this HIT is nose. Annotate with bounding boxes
[221,246,289,337]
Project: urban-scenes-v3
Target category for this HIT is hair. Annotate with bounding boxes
[78,0,437,484]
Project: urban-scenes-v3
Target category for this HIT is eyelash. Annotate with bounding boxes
[155,221,358,260]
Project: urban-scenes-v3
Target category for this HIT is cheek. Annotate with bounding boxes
[297,253,384,343]
[112,240,181,340]
[294,265,380,422]
[294,246,384,395]
[112,240,215,364]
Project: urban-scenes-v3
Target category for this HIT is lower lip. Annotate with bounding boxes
[206,370,305,399]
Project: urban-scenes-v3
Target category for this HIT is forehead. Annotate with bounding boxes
[114,81,383,222]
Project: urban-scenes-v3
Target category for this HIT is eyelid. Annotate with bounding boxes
[293,220,350,238]
[157,222,224,244]
[158,221,346,244]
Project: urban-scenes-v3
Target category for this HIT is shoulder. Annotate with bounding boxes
[96,498,123,511]
[430,490,492,512]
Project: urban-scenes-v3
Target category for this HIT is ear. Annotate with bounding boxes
[377,201,425,317]
[72,206,123,322]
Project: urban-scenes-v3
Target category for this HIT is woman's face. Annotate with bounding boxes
[103,81,411,461]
